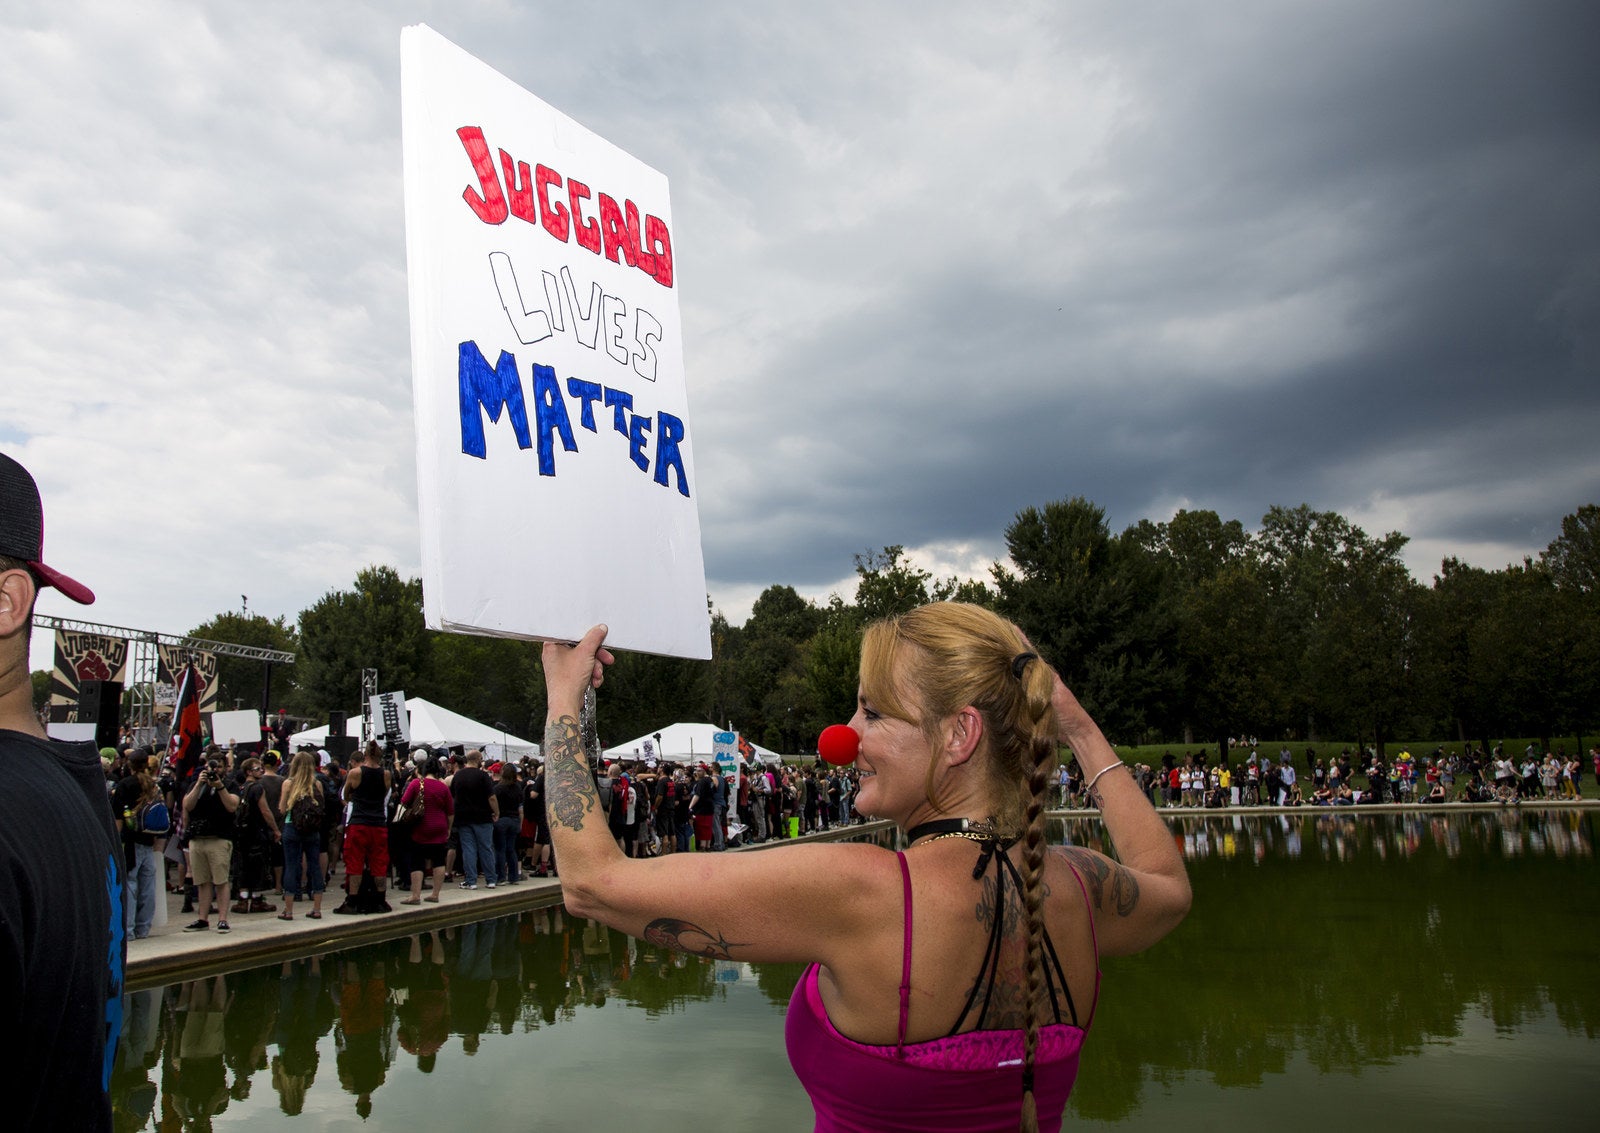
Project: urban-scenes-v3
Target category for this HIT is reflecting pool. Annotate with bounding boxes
[112,809,1599,1130]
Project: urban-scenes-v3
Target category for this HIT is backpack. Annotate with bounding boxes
[133,797,171,836]
[290,787,325,834]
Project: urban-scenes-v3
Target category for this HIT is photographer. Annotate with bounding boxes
[182,758,240,933]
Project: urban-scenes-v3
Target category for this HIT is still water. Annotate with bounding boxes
[113,810,1599,1130]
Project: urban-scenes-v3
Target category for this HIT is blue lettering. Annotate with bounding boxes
[604,387,635,436]
[566,378,604,432]
[458,342,532,458]
[531,363,578,476]
[627,411,652,472]
[654,411,691,497]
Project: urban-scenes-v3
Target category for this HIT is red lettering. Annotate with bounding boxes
[645,214,673,288]
[457,127,507,224]
[599,193,636,267]
[456,127,672,289]
[500,151,539,223]
[536,164,569,241]
[568,179,601,254]
[625,201,656,278]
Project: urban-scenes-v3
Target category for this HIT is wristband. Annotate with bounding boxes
[1085,762,1127,797]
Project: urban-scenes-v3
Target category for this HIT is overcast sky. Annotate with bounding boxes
[5,0,1597,673]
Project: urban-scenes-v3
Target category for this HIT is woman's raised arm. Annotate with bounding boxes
[540,626,897,966]
[1045,670,1191,957]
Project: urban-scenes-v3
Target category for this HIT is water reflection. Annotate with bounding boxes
[110,816,1596,1130]
[112,905,807,1130]
[1053,806,1595,864]
[1057,809,1600,1125]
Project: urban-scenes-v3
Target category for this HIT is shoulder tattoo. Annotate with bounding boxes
[1056,845,1140,917]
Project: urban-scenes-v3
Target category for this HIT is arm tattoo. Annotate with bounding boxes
[642,918,747,960]
[544,715,599,833]
[1056,846,1141,917]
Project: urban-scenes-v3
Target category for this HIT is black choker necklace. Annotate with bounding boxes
[904,818,1014,879]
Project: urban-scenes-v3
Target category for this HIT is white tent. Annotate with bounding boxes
[289,697,539,756]
[604,722,781,764]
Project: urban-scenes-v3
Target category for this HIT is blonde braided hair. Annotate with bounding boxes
[860,602,1061,1130]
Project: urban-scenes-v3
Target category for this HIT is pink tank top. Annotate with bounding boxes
[784,852,1099,1133]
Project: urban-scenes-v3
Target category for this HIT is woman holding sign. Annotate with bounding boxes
[543,603,1190,1133]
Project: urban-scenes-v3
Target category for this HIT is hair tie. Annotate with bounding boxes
[1010,652,1037,679]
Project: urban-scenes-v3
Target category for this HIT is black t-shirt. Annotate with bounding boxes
[525,773,546,825]
[0,730,124,1130]
[184,779,237,841]
[690,777,715,816]
[451,766,495,824]
[494,780,522,821]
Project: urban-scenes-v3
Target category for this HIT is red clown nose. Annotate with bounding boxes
[818,724,860,765]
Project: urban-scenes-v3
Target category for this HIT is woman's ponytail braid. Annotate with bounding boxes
[1015,658,1058,1133]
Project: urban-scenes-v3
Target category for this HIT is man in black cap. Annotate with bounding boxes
[0,451,124,1130]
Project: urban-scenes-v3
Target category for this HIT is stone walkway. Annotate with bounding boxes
[127,820,895,988]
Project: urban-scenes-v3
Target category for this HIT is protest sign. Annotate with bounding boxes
[401,25,711,659]
[371,691,410,744]
[210,709,261,748]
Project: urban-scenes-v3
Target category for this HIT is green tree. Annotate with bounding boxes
[424,632,542,739]
[992,497,1178,741]
[297,566,431,716]
[1541,504,1600,594]
[852,545,931,621]
[1133,510,1273,751]
[729,586,821,751]
[186,610,303,715]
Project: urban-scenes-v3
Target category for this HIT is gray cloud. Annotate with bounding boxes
[5,0,1595,669]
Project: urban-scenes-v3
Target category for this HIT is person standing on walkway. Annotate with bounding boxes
[0,451,126,1130]
[113,750,164,939]
[451,748,498,888]
[493,762,523,883]
[182,758,239,932]
[339,741,393,913]
[278,751,327,919]
[400,757,453,903]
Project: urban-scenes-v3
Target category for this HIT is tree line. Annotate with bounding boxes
[161,499,1599,756]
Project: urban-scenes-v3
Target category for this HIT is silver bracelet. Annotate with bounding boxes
[1085,762,1127,794]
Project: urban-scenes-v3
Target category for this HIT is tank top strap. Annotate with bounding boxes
[1061,860,1103,1028]
[895,850,913,1058]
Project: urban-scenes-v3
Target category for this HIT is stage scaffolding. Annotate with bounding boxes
[33,613,296,734]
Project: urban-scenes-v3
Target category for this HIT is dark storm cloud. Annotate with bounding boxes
[6,1,1595,655]
[691,0,1599,599]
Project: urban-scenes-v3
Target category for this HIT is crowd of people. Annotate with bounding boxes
[101,730,875,940]
[105,728,1596,940]
[1049,743,1596,810]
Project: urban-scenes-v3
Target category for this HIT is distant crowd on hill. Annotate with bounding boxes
[1052,743,1594,809]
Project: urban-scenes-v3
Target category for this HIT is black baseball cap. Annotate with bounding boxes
[0,452,94,604]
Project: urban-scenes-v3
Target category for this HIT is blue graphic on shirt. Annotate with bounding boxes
[103,853,125,1090]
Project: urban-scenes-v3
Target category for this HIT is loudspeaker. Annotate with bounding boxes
[328,710,347,737]
[325,735,358,765]
[78,680,124,750]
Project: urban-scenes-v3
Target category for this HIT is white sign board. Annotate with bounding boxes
[370,692,411,744]
[401,25,711,659]
[210,709,262,747]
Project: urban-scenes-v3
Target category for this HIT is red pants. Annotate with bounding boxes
[343,824,389,878]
